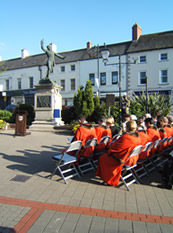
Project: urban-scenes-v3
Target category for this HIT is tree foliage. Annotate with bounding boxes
[129,92,173,117]
[73,80,94,117]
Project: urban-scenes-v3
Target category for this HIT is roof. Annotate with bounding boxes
[127,30,173,53]
[0,30,173,71]
[0,41,131,71]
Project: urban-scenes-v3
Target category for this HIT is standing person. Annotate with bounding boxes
[96,120,142,186]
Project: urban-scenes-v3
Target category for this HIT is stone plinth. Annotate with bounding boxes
[29,81,64,132]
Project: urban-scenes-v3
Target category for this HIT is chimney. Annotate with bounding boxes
[21,48,29,59]
[132,24,142,40]
[50,42,57,53]
[87,41,92,49]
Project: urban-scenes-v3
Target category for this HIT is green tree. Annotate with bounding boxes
[73,80,94,118]
[82,80,94,117]
[73,86,84,116]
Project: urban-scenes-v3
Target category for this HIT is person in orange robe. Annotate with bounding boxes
[72,115,97,158]
[163,117,172,138]
[138,130,150,160]
[96,120,142,186]
[145,118,160,142]
[95,115,112,152]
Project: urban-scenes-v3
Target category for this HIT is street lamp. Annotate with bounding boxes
[101,47,137,126]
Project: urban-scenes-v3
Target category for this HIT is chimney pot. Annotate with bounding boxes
[87,41,92,49]
[132,24,142,40]
[21,48,29,59]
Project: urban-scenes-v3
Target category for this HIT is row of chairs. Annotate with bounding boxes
[50,134,173,190]
[50,136,111,184]
[120,136,173,191]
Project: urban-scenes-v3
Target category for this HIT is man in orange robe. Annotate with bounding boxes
[96,120,142,186]
[95,116,112,152]
[145,118,160,142]
[73,115,97,158]
[138,130,150,160]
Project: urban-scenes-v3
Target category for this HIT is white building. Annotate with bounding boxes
[0,24,173,109]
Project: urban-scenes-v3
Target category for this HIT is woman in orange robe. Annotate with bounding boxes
[96,120,142,186]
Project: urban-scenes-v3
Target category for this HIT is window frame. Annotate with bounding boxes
[112,71,118,84]
[139,55,146,63]
[29,76,33,89]
[139,71,147,85]
[71,64,75,71]
[60,66,65,72]
[71,78,75,90]
[160,53,168,61]
[89,73,95,85]
[60,79,65,91]
[160,69,168,84]
[18,78,22,89]
[100,72,106,85]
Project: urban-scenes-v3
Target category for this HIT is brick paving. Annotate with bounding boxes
[0,129,172,232]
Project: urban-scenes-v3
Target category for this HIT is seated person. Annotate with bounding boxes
[96,120,142,186]
[106,116,121,137]
[145,118,160,142]
[95,115,112,152]
[163,117,172,138]
[72,115,97,158]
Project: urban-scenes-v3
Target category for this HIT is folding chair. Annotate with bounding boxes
[50,140,82,184]
[78,138,97,175]
[108,134,121,147]
[136,142,154,178]
[94,136,110,157]
[120,145,143,191]
[93,136,110,166]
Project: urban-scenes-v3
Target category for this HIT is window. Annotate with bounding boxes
[29,77,33,88]
[71,79,75,90]
[139,71,146,85]
[71,65,75,71]
[100,72,106,85]
[89,73,95,85]
[61,80,65,91]
[139,55,146,63]
[61,66,65,72]
[160,53,168,61]
[6,79,9,90]
[18,78,22,89]
[112,71,118,84]
[160,70,168,84]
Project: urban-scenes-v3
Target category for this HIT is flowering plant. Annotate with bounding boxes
[0,120,6,129]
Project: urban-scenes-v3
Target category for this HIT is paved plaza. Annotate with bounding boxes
[0,129,172,233]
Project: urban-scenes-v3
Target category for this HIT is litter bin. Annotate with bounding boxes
[15,111,27,136]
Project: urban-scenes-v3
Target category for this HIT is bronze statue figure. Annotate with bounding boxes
[41,39,65,79]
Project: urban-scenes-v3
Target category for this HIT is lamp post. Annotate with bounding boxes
[101,47,136,126]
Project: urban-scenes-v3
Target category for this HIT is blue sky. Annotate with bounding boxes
[1,0,173,60]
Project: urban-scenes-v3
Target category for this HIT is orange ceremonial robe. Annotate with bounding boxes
[138,131,150,160]
[96,133,141,186]
[73,124,97,158]
[146,127,160,142]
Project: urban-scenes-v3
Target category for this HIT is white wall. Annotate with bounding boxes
[128,48,173,98]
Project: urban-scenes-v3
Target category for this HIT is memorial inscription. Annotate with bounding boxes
[37,96,51,108]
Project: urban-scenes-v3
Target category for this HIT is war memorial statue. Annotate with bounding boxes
[40,39,65,83]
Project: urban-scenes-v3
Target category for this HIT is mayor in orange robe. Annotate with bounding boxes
[96,120,142,186]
